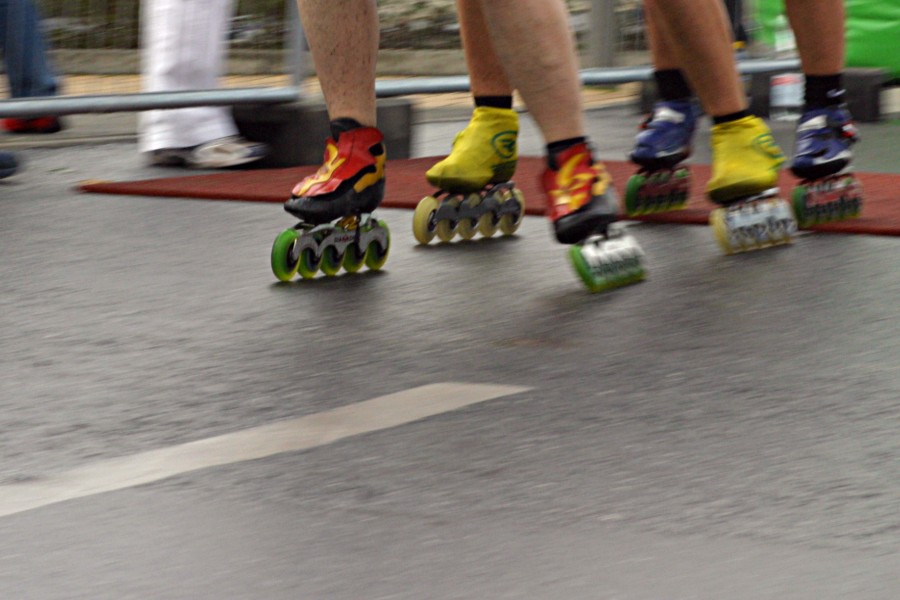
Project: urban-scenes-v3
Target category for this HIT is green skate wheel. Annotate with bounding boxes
[670,169,690,209]
[792,185,810,227]
[320,245,343,277]
[624,173,645,216]
[499,189,525,235]
[412,195,439,245]
[456,194,481,240]
[365,220,390,271]
[297,247,321,279]
[271,229,301,282]
[342,243,366,273]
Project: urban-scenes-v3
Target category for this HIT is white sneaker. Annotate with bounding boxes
[149,136,269,169]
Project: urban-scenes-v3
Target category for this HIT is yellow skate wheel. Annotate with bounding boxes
[297,247,321,279]
[478,211,499,238]
[365,220,390,271]
[709,208,735,255]
[319,245,343,277]
[499,189,525,235]
[271,229,300,282]
[412,195,440,245]
[455,194,481,240]
[435,218,457,243]
[342,243,366,273]
[436,197,462,242]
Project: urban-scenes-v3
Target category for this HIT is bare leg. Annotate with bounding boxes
[644,3,678,72]
[785,0,845,75]
[295,0,378,126]
[644,0,745,117]
[474,0,584,143]
[457,0,513,98]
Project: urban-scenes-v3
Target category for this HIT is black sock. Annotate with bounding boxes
[330,117,366,140]
[712,110,750,125]
[546,136,588,169]
[653,69,693,102]
[474,95,514,110]
[804,74,844,110]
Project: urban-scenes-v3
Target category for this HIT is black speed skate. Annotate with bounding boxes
[271,125,390,281]
[790,105,863,228]
[625,100,699,216]
[545,143,645,292]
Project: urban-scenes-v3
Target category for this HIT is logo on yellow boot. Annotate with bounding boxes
[491,131,517,160]
[752,132,786,163]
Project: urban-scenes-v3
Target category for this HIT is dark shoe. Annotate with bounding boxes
[0,151,18,179]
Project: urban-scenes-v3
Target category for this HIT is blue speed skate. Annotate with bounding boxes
[790,104,863,227]
[625,99,700,216]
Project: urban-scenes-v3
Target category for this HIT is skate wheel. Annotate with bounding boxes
[436,218,457,243]
[271,229,301,282]
[791,185,811,227]
[297,247,321,279]
[320,245,343,277]
[365,220,390,271]
[412,195,440,245]
[670,168,691,209]
[342,243,366,273]
[624,174,645,216]
[456,194,481,240]
[499,189,525,235]
[478,211,498,238]
[709,208,734,254]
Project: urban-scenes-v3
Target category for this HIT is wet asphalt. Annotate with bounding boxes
[0,105,899,598]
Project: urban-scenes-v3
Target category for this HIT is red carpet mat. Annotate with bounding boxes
[79,157,900,236]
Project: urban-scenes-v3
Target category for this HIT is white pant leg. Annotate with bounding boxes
[139,0,238,152]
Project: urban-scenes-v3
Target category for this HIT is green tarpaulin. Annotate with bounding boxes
[753,0,900,79]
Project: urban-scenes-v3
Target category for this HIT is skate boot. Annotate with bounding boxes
[625,99,700,215]
[707,115,797,255]
[271,125,390,281]
[545,142,645,292]
[789,104,862,227]
[413,106,525,244]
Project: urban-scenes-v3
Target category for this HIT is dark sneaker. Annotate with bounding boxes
[0,151,18,179]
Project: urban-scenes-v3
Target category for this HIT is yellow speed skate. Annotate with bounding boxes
[707,116,797,254]
[414,106,525,244]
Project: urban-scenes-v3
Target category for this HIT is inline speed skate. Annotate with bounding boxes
[413,106,525,244]
[789,104,862,227]
[271,123,391,281]
[707,116,797,254]
[625,99,700,216]
[546,142,645,292]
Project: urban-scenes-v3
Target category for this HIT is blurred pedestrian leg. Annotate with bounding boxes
[0,0,64,133]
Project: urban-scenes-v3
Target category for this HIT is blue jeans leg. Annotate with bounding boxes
[0,0,59,98]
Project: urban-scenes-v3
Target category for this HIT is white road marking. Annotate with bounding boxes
[0,383,530,519]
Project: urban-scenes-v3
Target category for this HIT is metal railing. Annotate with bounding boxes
[0,0,798,118]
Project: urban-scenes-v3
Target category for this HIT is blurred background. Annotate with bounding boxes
[0,0,897,127]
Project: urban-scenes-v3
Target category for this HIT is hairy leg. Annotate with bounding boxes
[295,0,378,125]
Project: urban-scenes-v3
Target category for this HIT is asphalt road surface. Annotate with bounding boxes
[1,107,898,599]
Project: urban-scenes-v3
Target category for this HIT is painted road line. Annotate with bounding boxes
[0,383,531,519]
